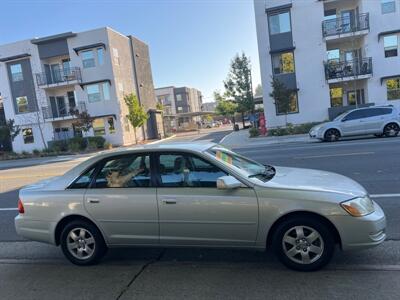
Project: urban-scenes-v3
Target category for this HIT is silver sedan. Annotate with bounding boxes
[15,142,386,271]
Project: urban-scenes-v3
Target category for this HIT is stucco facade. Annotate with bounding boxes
[0,27,159,152]
[254,0,400,128]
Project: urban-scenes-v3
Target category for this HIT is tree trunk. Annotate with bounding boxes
[35,112,47,150]
[241,112,245,128]
[133,127,137,144]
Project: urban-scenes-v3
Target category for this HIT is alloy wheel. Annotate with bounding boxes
[66,228,96,260]
[325,129,339,142]
[282,226,324,265]
[384,124,400,137]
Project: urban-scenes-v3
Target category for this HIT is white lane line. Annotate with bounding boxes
[371,194,400,198]
[0,208,18,211]
[294,152,374,159]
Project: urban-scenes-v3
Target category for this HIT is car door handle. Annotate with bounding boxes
[161,198,177,204]
[87,198,100,204]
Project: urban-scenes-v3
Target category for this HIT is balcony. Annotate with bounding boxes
[324,57,372,83]
[42,102,86,121]
[36,67,82,88]
[322,13,369,41]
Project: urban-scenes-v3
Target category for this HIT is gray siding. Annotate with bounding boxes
[6,58,38,114]
[174,87,190,113]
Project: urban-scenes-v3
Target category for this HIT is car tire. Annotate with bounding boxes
[383,123,400,137]
[60,220,107,266]
[271,216,335,272]
[324,129,340,142]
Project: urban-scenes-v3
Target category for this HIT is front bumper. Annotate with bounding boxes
[309,129,323,139]
[329,201,386,251]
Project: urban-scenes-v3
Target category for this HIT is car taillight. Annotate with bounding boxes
[18,199,24,214]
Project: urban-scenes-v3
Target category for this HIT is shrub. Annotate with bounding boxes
[67,137,86,152]
[49,140,68,152]
[32,149,41,156]
[104,141,113,150]
[86,136,106,149]
[268,122,320,136]
[249,127,260,138]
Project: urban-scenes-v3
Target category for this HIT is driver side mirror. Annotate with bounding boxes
[217,176,243,189]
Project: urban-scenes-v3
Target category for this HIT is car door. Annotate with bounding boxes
[83,153,159,245]
[339,110,365,136]
[358,108,385,134]
[155,152,259,247]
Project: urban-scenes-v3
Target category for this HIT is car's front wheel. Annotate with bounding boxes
[324,129,340,142]
[272,216,335,271]
[60,220,107,266]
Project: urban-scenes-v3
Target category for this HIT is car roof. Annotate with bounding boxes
[87,141,218,161]
[347,105,395,113]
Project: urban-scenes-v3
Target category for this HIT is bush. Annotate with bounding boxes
[67,137,86,152]
[49,140,68,152]
[86,136,106,149]
[268,122,320,136]
[249,127,260,138]
[32,149,41,156]
[104,141,113,150]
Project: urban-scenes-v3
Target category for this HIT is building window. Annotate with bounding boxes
[102,83,110,100]
[387,78,400,100]
[108,117,115,134]
[269,11,291,35]
[177,106,183,112]
[22,128,34,144]
[384,35,398,57]
[276,92,298,115]
[330,88,343,107]
[113,48,120,65]
[327,49,340,62]
[16,96,29,113]
[97,48,104,66]
[176,94,182,101]
[272,51,295,74]
[93,118,105,136]
[87,84,101,102]
[10,63,23,82]
[82,50,95,68]
[381,0,396,14]
[347,89,365,105]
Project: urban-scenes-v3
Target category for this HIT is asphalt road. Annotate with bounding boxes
[0,130,400,299]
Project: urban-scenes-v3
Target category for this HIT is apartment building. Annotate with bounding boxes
[0,27,161,152]
[254,0,400,127]
[155,86,203,131]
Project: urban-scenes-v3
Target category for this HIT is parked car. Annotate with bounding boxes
[15,142,386,271]
[309,106,400,142]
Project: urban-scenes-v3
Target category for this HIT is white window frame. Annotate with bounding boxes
[16,96,29,113]
[22,128,34,144]
[81,50,95,68]
[384,35,399,58]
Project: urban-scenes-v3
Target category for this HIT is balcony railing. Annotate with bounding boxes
[322,13,369,37]
[42,102,86,120]
[324,57,372,81]
[36,67,82,87]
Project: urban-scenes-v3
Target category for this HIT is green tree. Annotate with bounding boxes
[70,109,93,134]
[156,102,164,111]
[0,119,20,150]
[269,77,293,126]
[224,52,254,127]
[214,91,238,126]
[124,93,148,144]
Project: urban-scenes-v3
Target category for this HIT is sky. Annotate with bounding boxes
[0,0,261,103]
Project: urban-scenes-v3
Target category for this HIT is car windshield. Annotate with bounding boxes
[334,112,348,121]
[207,146,275,182]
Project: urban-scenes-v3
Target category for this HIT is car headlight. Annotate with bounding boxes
[340,196,375,217]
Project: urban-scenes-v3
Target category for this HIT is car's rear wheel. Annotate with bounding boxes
[272,216,335,271]
[324,129,340,142]
[60,220,107,266]
[383,123,400,137]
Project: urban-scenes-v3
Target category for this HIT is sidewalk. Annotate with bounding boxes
[220,129,313,148]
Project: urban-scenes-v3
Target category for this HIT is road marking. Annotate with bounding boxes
[294,152,374,159]
[0,208,18,211]
[371,194,400,198]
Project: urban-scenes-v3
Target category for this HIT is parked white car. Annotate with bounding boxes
[310,106,400,142]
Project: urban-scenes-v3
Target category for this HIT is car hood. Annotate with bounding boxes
[264,166,367,198]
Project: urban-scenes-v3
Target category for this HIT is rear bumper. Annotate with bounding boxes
[15,215,56,245]
[330,201,386,251]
